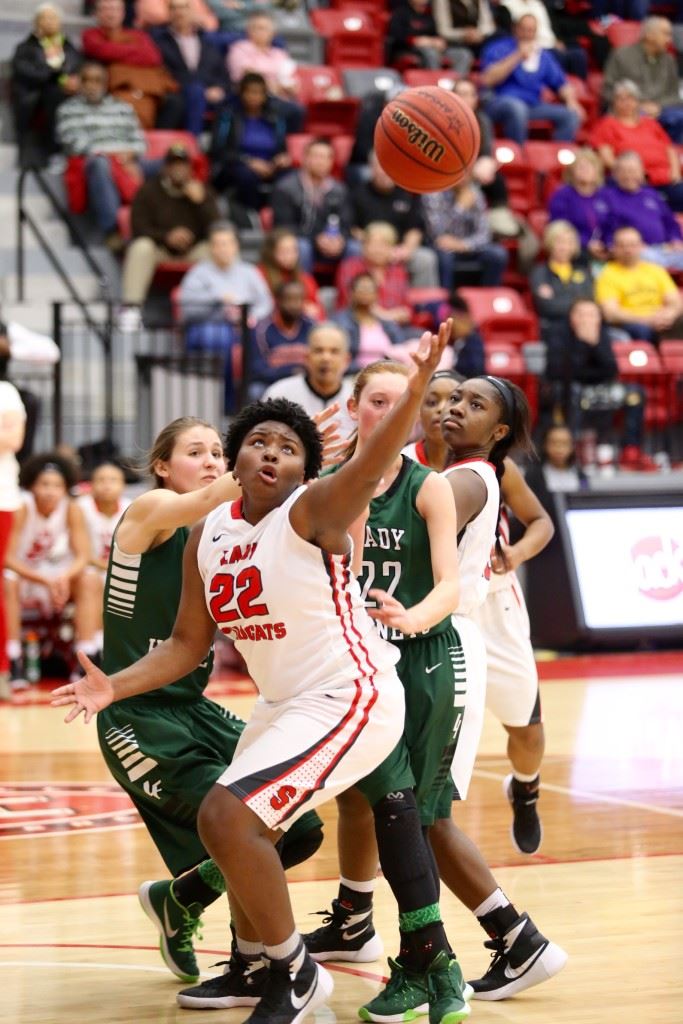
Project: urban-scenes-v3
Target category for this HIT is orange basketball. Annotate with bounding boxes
[374,86,481,194]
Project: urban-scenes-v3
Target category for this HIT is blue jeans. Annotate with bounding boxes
[181,80,223,136]
[85,154,159,234]
[436,244,508,290]
[485,96,580,144]
[659,106,683,144]
[185,321,239,412]
[297,235,349,274]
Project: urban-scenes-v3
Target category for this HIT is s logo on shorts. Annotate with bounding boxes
[270,784,298,811]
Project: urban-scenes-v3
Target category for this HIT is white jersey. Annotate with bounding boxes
[77,493,130,565]
[401,440,430,466]
[488,504,515,594]
[443,459,500,616]
[16,491,71,568]
[197,486,399,703]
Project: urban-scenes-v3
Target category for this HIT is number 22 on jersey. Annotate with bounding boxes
[209,566,269,624]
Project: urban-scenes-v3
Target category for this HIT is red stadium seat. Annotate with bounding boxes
[484,342,540,422]
[655,339,683,422]
[458,287,538,346]
[402,70,461,90]
[331,0,387,12]
[493,140,537,215]
[327,30,384,69]
[309,9,374,36]
[612,340,669,432]
[523,141,578,204]
[566,75,599,128]
[527,207,550,242]
[285,133,354,177]
[606,20,642,48]
[294,66,361,134]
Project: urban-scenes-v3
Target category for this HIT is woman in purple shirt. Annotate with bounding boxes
[548,149,609,261]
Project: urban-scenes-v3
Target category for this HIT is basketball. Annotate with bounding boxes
[374,86,481,194]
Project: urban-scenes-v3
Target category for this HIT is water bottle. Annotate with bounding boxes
[24,631,41,684]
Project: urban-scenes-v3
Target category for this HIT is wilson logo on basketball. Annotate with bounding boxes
[0,782,140,839]
[270,784,297,811]
[390,108,445,164]
[631,536,683,601]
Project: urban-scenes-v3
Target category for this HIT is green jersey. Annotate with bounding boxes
[103,522,213,701]
[359,457,450,644]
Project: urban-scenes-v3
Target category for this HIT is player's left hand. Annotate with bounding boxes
[367,589,420,634]
[51,651,115,724]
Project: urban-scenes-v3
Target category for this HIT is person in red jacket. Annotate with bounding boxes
[82,0,182,128]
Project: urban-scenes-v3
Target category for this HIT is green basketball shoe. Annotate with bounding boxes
[138,879,203,983]
[426,951,471,1024]
[358,955,473,1023]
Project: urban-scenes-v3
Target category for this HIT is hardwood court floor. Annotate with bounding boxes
[2,652,682,1024]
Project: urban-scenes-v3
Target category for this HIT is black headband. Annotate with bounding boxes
[430,369,463,384]
[481,375,515,425]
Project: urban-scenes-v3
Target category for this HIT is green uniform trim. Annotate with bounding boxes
[399,903,442,933]
[198,859,226,895]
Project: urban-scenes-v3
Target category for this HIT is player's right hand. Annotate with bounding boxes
[51,652,115,724]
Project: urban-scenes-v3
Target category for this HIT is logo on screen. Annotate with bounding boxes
[631,536,683,601]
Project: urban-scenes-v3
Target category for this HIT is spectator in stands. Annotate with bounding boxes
[226,11,304,132]
[56,62,148,246]
[386,0,473,74]
[261,322,355,437]
[250,280,314,394]
[433,0,495,61]
[591,79,683,213]
[135,0,218,31]
[351,152,440,289]
[152,0,228,135]
[544,298,654,471]
[603,17,683,145]
[120,142,219,317]
[336,222,412,330]
[202,0,272,33]
[525,424,588,505]
[11,3,82,168]
[0,356,26,700]
[179,220,272,407]
[481,14,584,144]
[257,228,324,320]
[595,226,683,345]
[531,221,594,336]
[3,453,100,690]
[452,78,508,210]
[82,0,181,129]
[501,0,587,78]
[600,152,683,271]
[441,294,485,377]
[421,172,508,289]
[548,149,609,261]
[332,272,406,368]
[210,72,291,211]
[272,137,353,274]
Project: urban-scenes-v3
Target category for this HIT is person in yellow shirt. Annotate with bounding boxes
[596,225,683,343]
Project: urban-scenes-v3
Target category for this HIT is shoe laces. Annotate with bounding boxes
[383,958,418,996]
[482,936,507,976]
[177,904,204,953]
[428,963,462,1002]
[310,900,347,928]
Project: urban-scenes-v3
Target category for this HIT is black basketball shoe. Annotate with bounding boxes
[244,947,333,1024]
[302,899,383,962]
[504,774,542,855]
[177,952,268,1009]
[468,912,567,1001]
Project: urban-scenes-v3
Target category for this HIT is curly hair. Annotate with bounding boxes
[225,398,323,481]
[19,451,80,492]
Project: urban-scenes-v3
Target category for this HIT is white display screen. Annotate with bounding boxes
[564,506,683,629]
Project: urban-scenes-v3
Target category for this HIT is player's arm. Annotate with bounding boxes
[444,466,487,531]
[62,501,91,579]
[117,471,242,553]
[52,526,217,721]
[291,321,451,549]
[369,473,460,633]
[3,505,47,583]
[495,459,554,573]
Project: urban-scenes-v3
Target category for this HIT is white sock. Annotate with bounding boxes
[78,639,99,657]
[340,876,377,894]
[7,640,21,661]
[265,931,301,963]
[512,770,540,784]
[473,887,510,919]
[95,630,103,650]
[236,935,264,959]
